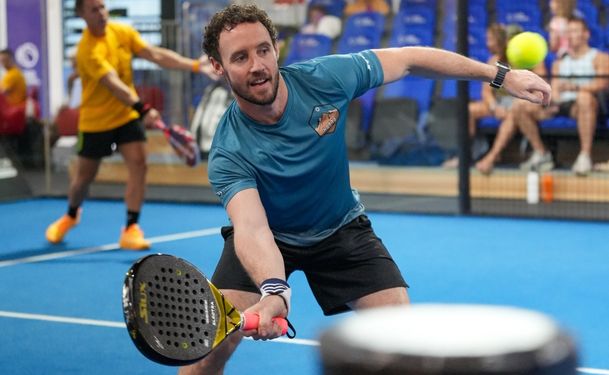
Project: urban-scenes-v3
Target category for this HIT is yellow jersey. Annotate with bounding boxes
[76,21,148,132]
[0,66,27,106]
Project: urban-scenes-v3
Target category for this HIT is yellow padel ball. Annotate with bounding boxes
[506,32,548,69]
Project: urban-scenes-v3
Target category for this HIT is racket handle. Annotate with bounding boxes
[241,312,288,335]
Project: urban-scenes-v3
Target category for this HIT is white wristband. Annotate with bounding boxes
[260,278,291,314]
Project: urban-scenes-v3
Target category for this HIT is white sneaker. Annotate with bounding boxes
[520,151,554,172]
[572,153,592,176]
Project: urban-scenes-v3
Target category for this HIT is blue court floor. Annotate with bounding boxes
[0,198,608,375]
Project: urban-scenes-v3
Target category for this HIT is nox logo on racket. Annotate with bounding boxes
[139,282,149,324]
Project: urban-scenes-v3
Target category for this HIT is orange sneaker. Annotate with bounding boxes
[46,210,81,244]
[119,224,151,250]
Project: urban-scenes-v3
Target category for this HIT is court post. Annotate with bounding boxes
[457,0,471,214]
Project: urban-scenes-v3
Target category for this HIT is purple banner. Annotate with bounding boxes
[6,0,47,117]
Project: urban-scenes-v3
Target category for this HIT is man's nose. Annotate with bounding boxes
[250,55,265,72]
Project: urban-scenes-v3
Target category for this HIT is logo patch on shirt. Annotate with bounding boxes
[309,105,339,136]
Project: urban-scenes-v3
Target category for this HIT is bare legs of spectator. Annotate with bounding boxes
[468,100,488,138]
[572,91,598,175]
[475,111,517,175]
[515,100,555,172]
[516,100,549,155]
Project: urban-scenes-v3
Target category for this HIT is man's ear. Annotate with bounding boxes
[209,57,224,76]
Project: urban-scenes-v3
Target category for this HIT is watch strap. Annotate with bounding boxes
[490,62,510,89]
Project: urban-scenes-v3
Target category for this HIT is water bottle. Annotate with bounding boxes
[526,170,540,204]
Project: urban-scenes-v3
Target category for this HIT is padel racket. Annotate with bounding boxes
[122,254,289,366]
[152,120,200,167]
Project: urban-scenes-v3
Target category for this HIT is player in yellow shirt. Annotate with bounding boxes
[0,49,27,106]
[46,0,210,250]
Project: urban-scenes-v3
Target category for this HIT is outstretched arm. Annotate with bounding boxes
[226,188,288,339]
[137,46,218,78]
[373,47,551,106]
[98,71,160,126]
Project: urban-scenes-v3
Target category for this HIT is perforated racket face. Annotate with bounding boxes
[122,254,219,366]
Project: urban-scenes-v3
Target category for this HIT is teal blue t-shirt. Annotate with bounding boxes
[208,50,384,246]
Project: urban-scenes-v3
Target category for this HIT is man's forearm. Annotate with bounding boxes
[99,71,139,106]
[234,229,286,287]
[140,46,195,71]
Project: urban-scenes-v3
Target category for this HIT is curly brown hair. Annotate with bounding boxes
[203,4,278,63]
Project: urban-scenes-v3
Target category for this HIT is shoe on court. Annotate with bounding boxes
[572,153,592,176]
[46,210,81,244]
[119,224,150,250]
[519,151,554,172]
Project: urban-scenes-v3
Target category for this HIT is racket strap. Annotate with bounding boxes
[260,278,291,314]
[285,317,297,339]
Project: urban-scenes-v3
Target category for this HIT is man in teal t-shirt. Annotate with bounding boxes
[210,49,382,246]
[182,4,552,374]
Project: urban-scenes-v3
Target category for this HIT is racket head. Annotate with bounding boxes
[167,124,200,167]
[152,120,200,167]
[122,254,242,366]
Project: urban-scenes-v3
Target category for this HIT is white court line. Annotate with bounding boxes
[0,310,319,347]
[579,370,609,375]
[0,227,222,268]
[1,310,608,369]
[0,310,607,371]
[0,310,125,328]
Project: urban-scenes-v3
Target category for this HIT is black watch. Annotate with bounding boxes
[490,61,511,89]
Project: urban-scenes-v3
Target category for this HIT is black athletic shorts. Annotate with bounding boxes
[77,118,146,159]
[211,215,409,316]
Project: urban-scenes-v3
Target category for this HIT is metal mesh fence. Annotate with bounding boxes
[26,0,609,221]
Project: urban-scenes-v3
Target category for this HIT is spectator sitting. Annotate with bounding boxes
[344,0,390,17]
[0,48,28,135]
[473,26,548,174]
[301,4,342,39]
[513,17,609,176]
[444,24,546,170]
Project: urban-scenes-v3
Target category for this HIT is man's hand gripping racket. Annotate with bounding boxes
[152,120,200,167]
[122,254,292,366]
